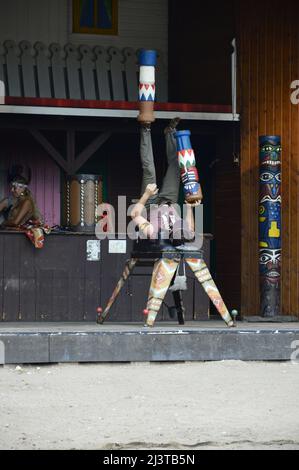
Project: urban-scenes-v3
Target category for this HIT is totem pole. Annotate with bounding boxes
[175,130,203,204]
[259,136,281,317]
[137,49,157,123]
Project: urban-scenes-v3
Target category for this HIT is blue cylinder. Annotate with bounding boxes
[175,130,192,152]
[139,49,157,67]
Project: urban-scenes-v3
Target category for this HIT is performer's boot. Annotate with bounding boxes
[175,130,203,204]
[185,258,234,327]
[145,258,179,326]
[138,50,157,123]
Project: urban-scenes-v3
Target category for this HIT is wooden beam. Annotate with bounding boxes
[29,129,68,172]
[67,130,75,174]
[73,131,112,173]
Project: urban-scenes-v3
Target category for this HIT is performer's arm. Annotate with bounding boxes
[0,198,8,214]
[131,184,158,237]
[4,199,32,227]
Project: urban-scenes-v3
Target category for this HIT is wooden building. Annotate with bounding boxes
[0,0,298,322]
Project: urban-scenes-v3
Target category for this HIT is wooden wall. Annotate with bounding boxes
[213,125,241,313]
[237,0,299,316]
[0,132,61,227]
[0,0,168,60]
[168,0,235,104]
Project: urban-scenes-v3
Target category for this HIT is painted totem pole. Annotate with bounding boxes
[175,131,203,204]
[259,136,281,316]
[137,49,157,123]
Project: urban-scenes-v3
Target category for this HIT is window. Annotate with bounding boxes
[73,0,118,35]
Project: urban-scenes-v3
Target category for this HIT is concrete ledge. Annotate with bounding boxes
[1,322,299,363]
[0,334,49,364]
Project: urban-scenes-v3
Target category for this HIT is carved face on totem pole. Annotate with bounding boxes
[259,136,281,317]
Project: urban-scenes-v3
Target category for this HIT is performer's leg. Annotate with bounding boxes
[185,258,234,327]
[158,119,181,204]
[97,258,137,324]
[140,124,159,206]
[146,258,179,326]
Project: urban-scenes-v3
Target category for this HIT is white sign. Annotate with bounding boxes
[109,240,127,254]
[86,240,101,261]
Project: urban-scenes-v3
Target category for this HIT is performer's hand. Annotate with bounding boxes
[185,200,202,207]
[145,184,158,197]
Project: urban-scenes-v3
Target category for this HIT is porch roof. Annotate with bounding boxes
[0,41,239,122]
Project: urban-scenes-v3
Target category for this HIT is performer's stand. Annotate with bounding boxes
[97,235,203,326]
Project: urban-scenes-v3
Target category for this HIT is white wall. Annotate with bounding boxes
[0,0,168,57]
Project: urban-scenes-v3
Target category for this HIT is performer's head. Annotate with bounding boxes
[10,176,29,198]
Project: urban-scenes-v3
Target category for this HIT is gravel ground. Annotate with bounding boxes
[0,361,299,450]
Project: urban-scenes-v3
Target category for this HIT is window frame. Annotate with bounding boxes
[73,0,118,36]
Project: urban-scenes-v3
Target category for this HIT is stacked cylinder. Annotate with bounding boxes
[138,49,157,123]
[175,130,202,204]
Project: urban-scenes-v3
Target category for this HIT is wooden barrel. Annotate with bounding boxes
[65,174,102,232]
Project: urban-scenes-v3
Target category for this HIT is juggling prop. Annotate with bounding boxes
[97,251,234,328]
[137,49,157,123]
[259,136,281,317]
[175,131,203,204]
[145,257,233,327]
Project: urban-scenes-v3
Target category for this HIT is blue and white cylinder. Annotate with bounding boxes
[138,49,157,122]
[175,130,203,203]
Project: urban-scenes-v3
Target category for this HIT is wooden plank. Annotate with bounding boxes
[52,269,69,322]
[123,48,138,102]
[289,0,299,316]
[74,132,112,173]
[34,42,52,98]
[192,256,210,320]
[94,46,111,100]
[99,239,132,322]
[156,50,168,103]
[238,1,251,316]
[67,129,75,174]
[43,157,54,226]
[49,43,66,99]
[281,2,291,314]
[36,267,53,321]
[84,238,101,321]
[67,237,85,321]
[30,128,68,172]
[3,234,20,321]
[65,44,81,100]
[108,47,125,101]
[80,45,96,100]
[0,105,239,121]
[130,267,152,322]
[19,238,36,321]
[214,129,241,314]
[4,40,21,97]
[20,40,36,98]
[248,5,261,315]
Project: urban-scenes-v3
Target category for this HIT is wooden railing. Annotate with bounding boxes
[0,40,168,102]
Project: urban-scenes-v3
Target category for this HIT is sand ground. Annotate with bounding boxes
[0,361,299,450]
